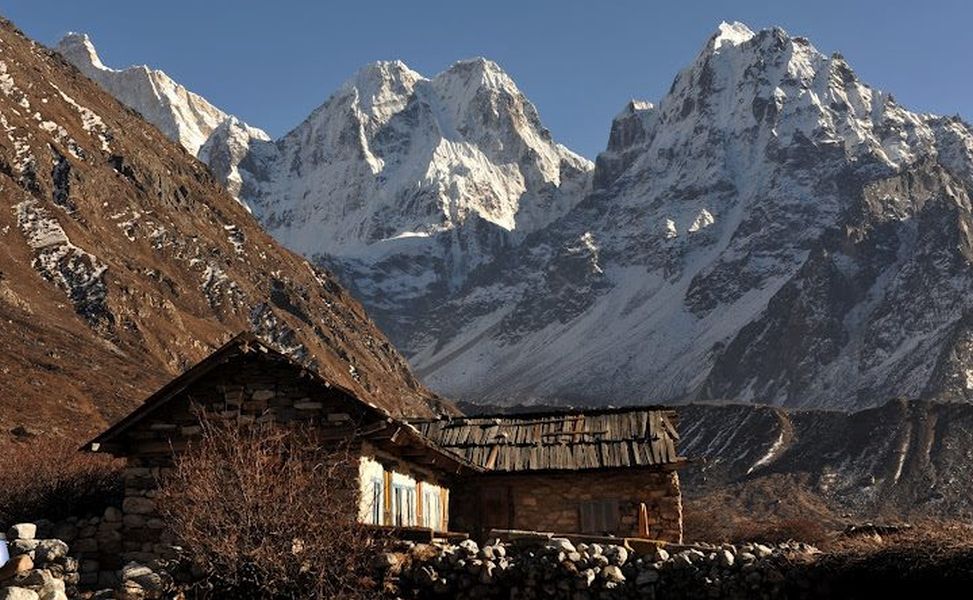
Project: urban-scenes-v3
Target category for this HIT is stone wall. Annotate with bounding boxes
[450,469,682,542]
[380,536,823,600]
[40,502,173,591]
[1,522,80,600]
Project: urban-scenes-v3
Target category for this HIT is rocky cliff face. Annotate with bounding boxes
[0,18,443,441]
[405,23,973,410]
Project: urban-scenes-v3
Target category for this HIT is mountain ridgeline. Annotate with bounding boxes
[58,22,973,412]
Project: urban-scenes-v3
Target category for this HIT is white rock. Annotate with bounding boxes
[0,588,39,600]
[6,524,36,541]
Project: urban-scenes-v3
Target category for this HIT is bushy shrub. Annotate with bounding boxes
[0,435,123,526]
[684,502,830,546]
[157,418,383,599]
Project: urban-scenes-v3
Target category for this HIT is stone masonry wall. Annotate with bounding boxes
[451,469,682,542]
[381,536,824,600]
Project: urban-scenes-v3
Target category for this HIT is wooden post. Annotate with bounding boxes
[638,502,650,538]
[383,469,393,525]
[416,481,424,528]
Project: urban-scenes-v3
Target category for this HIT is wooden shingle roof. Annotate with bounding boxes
[412,407,683,472]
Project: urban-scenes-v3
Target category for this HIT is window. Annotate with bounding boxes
[423,489,442,531]
[579,499,620,534]
[369,478,384,525]
[392,483,416,527]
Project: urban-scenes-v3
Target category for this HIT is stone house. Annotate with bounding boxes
[84,333,479,564]
[415,410,684,542]
[85,333,685,564]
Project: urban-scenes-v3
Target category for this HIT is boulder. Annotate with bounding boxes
[33,541,68,564]
[9,540,37,559]
[17,569,65,600]
[122,498,156,516]
[601,565,625,584]
[119,562,165,599]
[604,545,628,566]
[651,547,670,562]
[6,525,36,542]
[103,507,123,523]
[16,569,54,588]
[0,588,38,600]
[550,537,576,554]
[718,549,735,568]
[457,539,479,557]
[0,555,33,582]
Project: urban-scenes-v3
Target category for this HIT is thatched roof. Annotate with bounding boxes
[412,407,683,472]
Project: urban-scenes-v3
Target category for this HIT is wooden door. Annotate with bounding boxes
[480,486,512,534]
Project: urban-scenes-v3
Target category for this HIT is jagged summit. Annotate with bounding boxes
[243,55,592,311]
[710,21,756,50]
[57,32,108,71]
[56,32,268,164]
[340,60,424,123]
[438,57,518,92]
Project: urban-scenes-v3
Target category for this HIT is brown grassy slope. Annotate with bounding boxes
[0,16,450,442]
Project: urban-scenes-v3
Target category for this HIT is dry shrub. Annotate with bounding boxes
[157,417,384,599]
[0,436,123,526]
[683,501,830,546]
[809,519,973,596]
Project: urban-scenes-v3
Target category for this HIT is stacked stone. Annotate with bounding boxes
[69,508,123,589]
[382,537,822,600]
[0,523,79,600]
[119,467,176,568]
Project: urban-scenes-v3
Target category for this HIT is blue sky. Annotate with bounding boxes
[4,0,970,158]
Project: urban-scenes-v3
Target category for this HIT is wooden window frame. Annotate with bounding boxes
[579,499,621,534]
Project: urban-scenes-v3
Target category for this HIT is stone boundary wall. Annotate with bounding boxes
[379,536,824,600]
[35,498,174,592]
[1,521,171,600]
[1,522,79,599]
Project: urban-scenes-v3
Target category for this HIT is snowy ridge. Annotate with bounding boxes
[56,33,269,194]
[247,56,592,256]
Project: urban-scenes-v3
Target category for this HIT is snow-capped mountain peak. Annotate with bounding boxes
[56,32,268,161]
[406,23,973,411]
[62,21,973,412]
[710,21,755,50]
[343,60,425,125]
[226,56,593,339]
[248,56,592,255]
[58,32,108,71]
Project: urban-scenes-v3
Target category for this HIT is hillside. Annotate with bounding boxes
[679,399,973,526]
[0,17,445,442]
